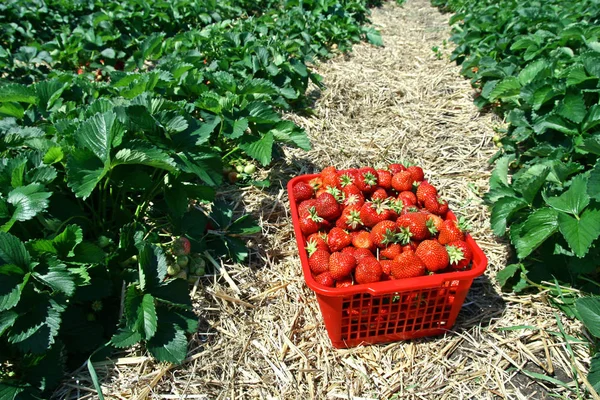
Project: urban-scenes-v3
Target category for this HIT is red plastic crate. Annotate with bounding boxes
[288,173,488,348]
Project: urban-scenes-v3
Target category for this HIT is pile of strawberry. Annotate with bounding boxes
[291,164,472,288]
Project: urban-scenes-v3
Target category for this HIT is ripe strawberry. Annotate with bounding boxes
[315,271,335,287]
[309,177,323,191]
[424,195,449,216]
[370,220,399,248]
[298,199,317,216]
[400,205,420,216]
[380,259,395,275]
[309,249,330,274]
[315,192,341,221]
[426,214,443,235]
[396,213,431,242]
[299,208,323,235]
[354,247,375,262]
[327,227,352,252]
[355,257,382,284]
[380,243,402,259]
[341,246,357,257]
[388,163,406,174]
[305,232,329,254]
[172,237,191,256]
[350,231,372,251]
[416,181,437,204]
[391,171,413,192]
[376,170,393,190]
[406,166,424,183]
[398,191,417,207]
[360,201,392,228]
[438,219,466,245]
[355,167,378,193]
[339,171,357,187]
[446,240,472,270]
[415,240,449,272]
[292,181,314,202]
[371,187,388,201]
[336,277,354,288]
[392,251,427,279]
[321,166,341,189]
[401,241,418,253]
[342,184,365,208]
[329,252,356,279]
[336,205,363,230]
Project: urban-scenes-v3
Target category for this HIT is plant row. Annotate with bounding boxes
[0,0,382,398]
[432,0,600,294]
[432,0,600,394]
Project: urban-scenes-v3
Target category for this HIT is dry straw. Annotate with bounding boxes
[54,0,593,399]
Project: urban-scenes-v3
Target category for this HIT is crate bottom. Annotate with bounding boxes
[330,327,449,349]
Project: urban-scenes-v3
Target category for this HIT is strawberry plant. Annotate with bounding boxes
[0,0,384,396]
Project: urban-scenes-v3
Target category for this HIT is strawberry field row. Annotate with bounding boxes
[432,0,600,394]
[0,1,382,398]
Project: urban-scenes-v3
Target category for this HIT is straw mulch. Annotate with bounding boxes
[55,1,596,399]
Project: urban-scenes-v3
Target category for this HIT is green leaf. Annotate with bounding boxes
[489,77,521,101]
[176,151,223,186]
[518,59,549,85]
[152,279,192,307]
[137,244,167,291]
[112,141,176,172]
[489,155,514,189]
[239,132,274,166]
[146,311,188,363]
[192,114,221,145]
[33,261,75,296]
[245,102,280,124]
[557,208,600,258]
[66,149,108,199]
[44,146,65,165]
[490,196,529,236]
[0,83,38,104]
[9,295,65,354]
[75,111,122,163]
[546,174,589,216]
[228,215,260,235]
[53,225,83,258]
[588,352,600,394]
[0,383,25,399]
[566,64,591,86]
[111,328,142,348]
[0,232,30,268]
[270,121,311,151]
[557,92,586,124]
[0,310,18,335]
[164,180,188,219]
[0,102,24,119]
[576,297,600,338]
[0,271,22,311]
[141,33,165,59]
[364,27,383,46]
[3,184,52,231]
[225,118,248,140]
[513,164,549,204]
[70,242,106,264]
[134,294,157,340]
[496,263,521,288]
[510,208,559,259]
[588,160,600,201]
[583,104,600,132]
[533,114,578,135]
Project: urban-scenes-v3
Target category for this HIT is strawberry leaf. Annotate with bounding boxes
[490,196,529,236]
[65,149,108,199]
[545,174,589,216]
[557,208,600,258]
[137,243,168,291]
[510,208,559,259]
[146,311,188,364]
[110,328,142,348]
[557,92,586,124]
[239,132,274,166]
[0,83,38,104]
[576,297,600,339]
[32,260,76,296]
[512,164,549,204]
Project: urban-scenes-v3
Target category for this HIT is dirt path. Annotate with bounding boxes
[60,1,591,399]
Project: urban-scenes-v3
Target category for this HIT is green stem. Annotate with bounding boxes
[134,171,165,221]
